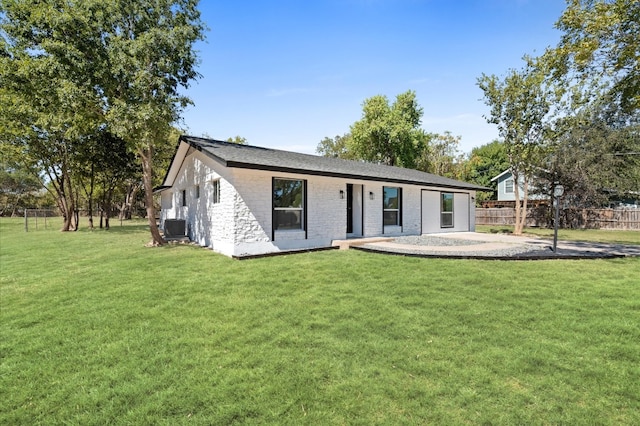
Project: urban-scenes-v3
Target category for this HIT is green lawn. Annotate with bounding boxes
[476,224,640,245]
[2,218,639,425]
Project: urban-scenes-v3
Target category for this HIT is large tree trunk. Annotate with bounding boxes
[87,163,95,229]
[9,193,20,217]
[59,167,76,232]
[140,146,164,246]
[103,187,114,230]
[119,182,140,220]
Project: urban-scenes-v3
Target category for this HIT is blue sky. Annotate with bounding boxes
[181,0,567,155]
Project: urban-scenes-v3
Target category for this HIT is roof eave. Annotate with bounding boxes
[225,160,490,191]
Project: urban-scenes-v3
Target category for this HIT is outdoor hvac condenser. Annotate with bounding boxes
[163,219,186,238]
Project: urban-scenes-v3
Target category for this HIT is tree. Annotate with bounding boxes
[0,148,42,216]
[226,136,248,145]
[542,107,640,209]
[416,132,465,178]
[0,2,102,231]
[538,0,639,215]
[546,0,639,114]
[0,0,205,244]
[318,92,470,178]
[477,61,555,235]
[316,133,355,159]
[100,1,206,245]
[90,130,139,229]
[465,140,509,202]
[350,90,426,168]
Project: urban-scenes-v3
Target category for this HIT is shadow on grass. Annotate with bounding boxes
[76,220,150,235]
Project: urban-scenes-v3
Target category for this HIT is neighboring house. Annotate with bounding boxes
[491,169,549,202]
[157,136,487,258]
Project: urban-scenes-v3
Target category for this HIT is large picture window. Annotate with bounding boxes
[273,178,305,230]
[383,186,401,226]
[441,192,454,228]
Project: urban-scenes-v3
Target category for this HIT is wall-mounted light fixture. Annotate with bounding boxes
[369,191,375,200]
[339,190,345,199]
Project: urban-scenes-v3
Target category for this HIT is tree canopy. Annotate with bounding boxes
[316,133,356,160]
[349,90,426,168]
[475,0,639,229]
[316,91,469,181]
[464,140,509,202]
[547,0,640,114]
[0,0,206,242]
[477,61,555,234]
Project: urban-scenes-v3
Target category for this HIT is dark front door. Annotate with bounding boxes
[346,184,353,234]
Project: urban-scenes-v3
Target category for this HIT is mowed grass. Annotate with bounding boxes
[1,218,639,425]
[477,224,640,245]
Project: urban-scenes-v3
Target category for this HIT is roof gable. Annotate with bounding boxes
[162,136,489,191]
[490,169,512,182]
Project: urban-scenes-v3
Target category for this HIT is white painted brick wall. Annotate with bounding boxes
[159,149,478,257]
[363,184,383,236]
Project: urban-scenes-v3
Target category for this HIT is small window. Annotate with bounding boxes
[273,178,304,230]
[505,179,514,193]
[441,193,454,228]
[181,189,187,207]
[383,186,401,226]
[212,180,220,204]
[195,185,200,199]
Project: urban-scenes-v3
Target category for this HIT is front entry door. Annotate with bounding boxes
[346,184,353,234]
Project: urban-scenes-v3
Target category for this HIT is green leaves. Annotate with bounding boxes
[1,0,205,240]
[350,90,425,168]
[550,0,639,113]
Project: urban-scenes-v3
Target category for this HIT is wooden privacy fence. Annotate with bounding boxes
[476,207,640,230]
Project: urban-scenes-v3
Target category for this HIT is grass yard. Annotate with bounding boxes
[1,218,639,425]
[476,224,640,245]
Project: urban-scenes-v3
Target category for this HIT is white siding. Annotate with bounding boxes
[453,192,470,232]
[421,190,441,234]
[496,172,548,202]
[421,189,475,233]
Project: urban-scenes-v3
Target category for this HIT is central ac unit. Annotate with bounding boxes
[164,219,186,238]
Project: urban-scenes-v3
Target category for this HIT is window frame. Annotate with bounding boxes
[505,178,514,193]
[212,179,220,204]
[441,192,454,228]
[272,178,306,234]
[383,186,402,227]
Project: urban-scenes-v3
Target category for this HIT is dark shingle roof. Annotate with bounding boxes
[180,136,488,191]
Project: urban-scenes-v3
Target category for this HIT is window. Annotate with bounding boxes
[441,192,454,227]
[181,189,187,207]
[383,186,401,226]
[212,180,220,204]
[273,178,305,230]
[505,179,514,193]
[195,185,200,199]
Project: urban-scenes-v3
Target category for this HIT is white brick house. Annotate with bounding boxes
[157,136,487,258]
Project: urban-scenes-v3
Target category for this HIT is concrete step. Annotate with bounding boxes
[331,237,394,250]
